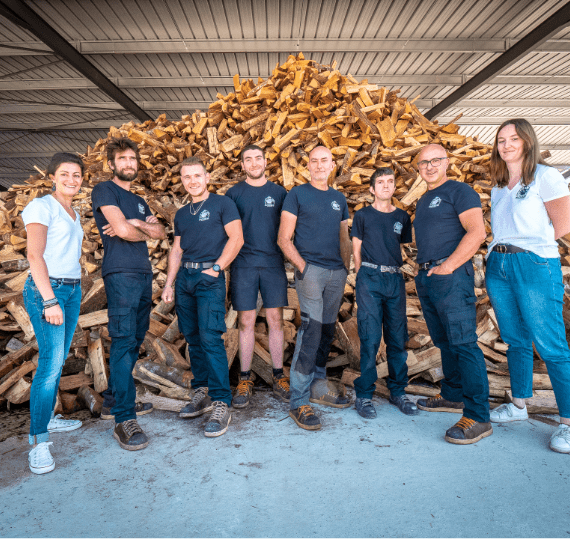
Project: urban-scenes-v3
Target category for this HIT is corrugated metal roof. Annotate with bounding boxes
[2,0,570,184]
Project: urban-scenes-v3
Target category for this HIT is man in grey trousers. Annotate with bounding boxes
[278,145,352,430]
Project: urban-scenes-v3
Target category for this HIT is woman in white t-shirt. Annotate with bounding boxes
[22,152,85,474]
[486,118,570,453]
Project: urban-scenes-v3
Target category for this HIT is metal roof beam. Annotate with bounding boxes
[426,1,570,120]
[0,0,152,122]
[3,38,570,56]
[3,75,570,92]
[6,99,570,115]
[439,117,570,125]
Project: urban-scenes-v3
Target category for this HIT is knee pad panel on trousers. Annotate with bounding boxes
[315,322,336,368]
[295,316,322,375]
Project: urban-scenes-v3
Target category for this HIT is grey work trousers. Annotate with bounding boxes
[290,263,347,409]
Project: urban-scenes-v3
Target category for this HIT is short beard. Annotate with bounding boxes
[111,165,138,183]
[246,169,265,180]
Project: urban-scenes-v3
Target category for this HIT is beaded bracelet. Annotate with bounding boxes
[42,297,59,308]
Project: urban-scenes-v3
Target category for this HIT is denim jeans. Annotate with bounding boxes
[415,263,490,423]
[290,264,347,409]
[175,268,231,406]
[23,275,82,444]
[102,272,152,423]
[354,267,408,399]
[486,251,570,419]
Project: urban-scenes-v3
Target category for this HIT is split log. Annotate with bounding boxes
[87,337,108,393]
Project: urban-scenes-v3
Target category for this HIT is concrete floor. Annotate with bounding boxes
[0,390,568,538]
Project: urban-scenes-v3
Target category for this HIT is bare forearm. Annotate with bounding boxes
[353,252,361,273]
[115,223,151,242]
[445,230,485,272]
[165,249,183,287]
[278,238,305,272]
[135,220,166,240]
[27,254,56,300]
[341,236,351,271]
[216,236,244,270]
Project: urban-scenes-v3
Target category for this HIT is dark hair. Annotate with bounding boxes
[47,152,84,177]
[370,167,395,189]
[106,137,140,166]
[180,156,207,173]
[241,144,264,162]
[490,118,546,188]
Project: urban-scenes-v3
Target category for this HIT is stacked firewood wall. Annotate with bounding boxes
[0,54,566,415]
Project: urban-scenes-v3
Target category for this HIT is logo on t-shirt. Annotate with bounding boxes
[199,210,210,222]
[429,197,441,208]
[138,203,145,214]
[516,184,531,199]
[393,221,403,234]
[265,196,275,208]
[331,201,341,211]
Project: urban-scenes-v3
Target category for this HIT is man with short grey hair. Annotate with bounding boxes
[278,145,351,430]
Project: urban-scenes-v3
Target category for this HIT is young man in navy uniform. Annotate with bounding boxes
[162,156,243,437]
[278,145,352,430]
[225,145,290,409]
[92,137,166,451]
[351,167,418,419]
[413,144,491,444]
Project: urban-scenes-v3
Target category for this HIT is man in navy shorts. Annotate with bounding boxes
[226,145,290,409]
[278,145,352,430]
[351,167,418,419]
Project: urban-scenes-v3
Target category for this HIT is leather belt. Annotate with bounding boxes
[492,244,527,254]
[49,277,81,285]
[183,262,215,269]
[361,261,400,273]
[419,257,449,271]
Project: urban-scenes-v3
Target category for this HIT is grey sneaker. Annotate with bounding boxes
[204,401,231,438]
[355,397,377,419]
[179,387,213,418]
[389,395,419,416]
[309,379,351,408]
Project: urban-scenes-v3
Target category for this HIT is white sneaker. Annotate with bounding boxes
[28,442,55,475]
[550,424,570,454]
[47,414,82,433]
[490,403,528,423]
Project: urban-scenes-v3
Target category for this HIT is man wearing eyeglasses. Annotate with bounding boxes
[413,144,491,445]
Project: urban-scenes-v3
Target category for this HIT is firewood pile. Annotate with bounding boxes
[0,53,566,416]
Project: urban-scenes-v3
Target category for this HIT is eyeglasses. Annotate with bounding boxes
[418,157,448,169]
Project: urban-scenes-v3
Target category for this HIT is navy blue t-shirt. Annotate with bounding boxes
[351,206,412,267]
[414,179,481,264]
[282,183,349,270]
[91,180,152,277]
[174,193,240,263]
[225,180,286,268]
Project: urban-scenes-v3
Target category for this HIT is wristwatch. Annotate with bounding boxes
[213,264,221,273]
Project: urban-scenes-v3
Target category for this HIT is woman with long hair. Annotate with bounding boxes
[23,152,85,474]
[486,118,570,453]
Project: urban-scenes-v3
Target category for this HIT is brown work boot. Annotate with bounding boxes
[289,405,321,430]
[272,373,291,402]
[416,393,464,413]
[113,419,149,451]
[309,379,351,408]
[445,416,493,445]
[232,373,255,409]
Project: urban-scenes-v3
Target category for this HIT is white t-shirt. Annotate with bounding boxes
[22,195,84,279]
[489,164,570,259]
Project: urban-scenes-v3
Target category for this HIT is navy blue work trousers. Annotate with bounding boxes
[102,272,153,424]
[354,267,409,399]
[175,268,231,406]
[415,263,490,423]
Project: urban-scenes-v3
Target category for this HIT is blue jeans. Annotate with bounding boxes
[415,263,490,423]
[23,276,82,445]
[175,268,231,406]
[102,272,152,423]
[290,264,347,409]
[486,251,570,419]
[354,267,408,399]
